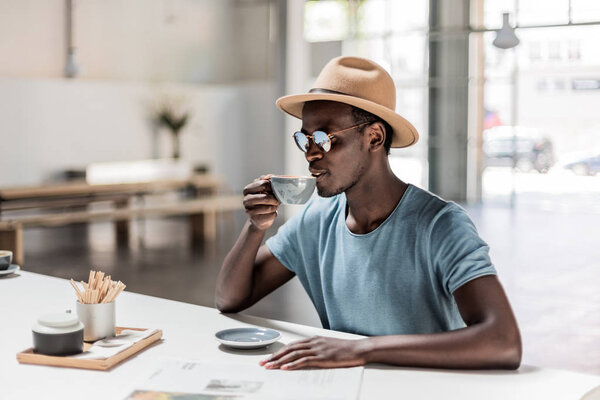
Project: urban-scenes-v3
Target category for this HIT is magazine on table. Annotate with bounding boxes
[123,358,364,400]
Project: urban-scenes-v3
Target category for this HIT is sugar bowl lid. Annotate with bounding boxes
[33,311,83,334]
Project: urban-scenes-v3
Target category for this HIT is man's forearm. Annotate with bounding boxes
[362,321,522,370]
[215,220,265,312]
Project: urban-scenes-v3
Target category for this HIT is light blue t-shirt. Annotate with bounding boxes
[266,184,496,336]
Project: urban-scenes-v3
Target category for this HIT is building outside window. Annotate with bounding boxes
[477,0,600,205]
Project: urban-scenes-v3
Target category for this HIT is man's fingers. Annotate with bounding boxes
[243,193,280,208]
[246,205,279,216]
[243,178,280,231]
[260,341,313,365]
[264,350,314,369]
[272,341,314,358]
[281,356,320,370]
[244,179,272,195]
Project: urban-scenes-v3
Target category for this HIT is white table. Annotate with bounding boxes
[2,271,598,399]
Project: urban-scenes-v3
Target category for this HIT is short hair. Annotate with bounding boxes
[350,106,393,155]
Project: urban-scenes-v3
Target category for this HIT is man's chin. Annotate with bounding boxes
[316,185,343,198]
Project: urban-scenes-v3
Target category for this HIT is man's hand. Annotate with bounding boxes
[259,336,371,370]
[243,174,281,231]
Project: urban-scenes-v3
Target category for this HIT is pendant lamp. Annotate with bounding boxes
[493,13,520,49]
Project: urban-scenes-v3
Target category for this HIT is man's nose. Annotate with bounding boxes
[305,139,324,162]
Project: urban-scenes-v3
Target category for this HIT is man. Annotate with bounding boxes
[216,56,521,371]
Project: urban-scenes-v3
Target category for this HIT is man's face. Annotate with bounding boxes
[301,101,369,197]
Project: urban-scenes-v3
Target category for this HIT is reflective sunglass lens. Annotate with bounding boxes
[293,131,309,152]
[313,131,331,152]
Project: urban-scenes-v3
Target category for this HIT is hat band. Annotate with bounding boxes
[308,88,347,95]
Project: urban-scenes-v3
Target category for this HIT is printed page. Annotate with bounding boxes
[124,358,363,400]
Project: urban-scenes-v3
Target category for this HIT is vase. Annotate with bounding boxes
[171,131,181,159]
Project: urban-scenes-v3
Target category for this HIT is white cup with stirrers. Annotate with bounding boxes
[70,270,126,342]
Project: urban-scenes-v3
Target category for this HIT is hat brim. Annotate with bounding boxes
[276,93,418,148]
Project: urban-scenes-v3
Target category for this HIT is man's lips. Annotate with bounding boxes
[309,169,327,178]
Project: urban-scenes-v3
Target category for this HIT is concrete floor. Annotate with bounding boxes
[15,190,600,376]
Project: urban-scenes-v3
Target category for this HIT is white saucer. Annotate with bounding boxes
[0,264,20,276]
[215,327,281,349]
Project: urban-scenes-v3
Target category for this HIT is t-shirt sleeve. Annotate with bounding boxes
[429,204,497,296]
[265,208,305,274]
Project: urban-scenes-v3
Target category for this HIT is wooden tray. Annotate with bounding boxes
[16,327,162,371]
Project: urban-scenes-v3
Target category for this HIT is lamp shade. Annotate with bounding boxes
[493,13,520,49]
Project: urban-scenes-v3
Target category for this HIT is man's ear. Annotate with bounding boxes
[368,122,386,152]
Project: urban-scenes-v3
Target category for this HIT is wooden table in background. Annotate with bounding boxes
[0,175,242,265]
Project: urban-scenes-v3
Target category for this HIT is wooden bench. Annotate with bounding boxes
[0,175,243,266]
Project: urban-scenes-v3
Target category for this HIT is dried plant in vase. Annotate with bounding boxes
[156,99,190,159]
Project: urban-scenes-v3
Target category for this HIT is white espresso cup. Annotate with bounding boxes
[270,176,316,205]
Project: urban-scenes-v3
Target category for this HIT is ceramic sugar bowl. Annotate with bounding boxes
[32,311,84,356]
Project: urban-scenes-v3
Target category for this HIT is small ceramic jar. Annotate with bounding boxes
[32,311,84,356]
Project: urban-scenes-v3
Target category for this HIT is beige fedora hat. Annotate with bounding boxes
[276,56,418,148]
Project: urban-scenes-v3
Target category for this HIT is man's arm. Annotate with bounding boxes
[215,177,295,313]
[260,275,522,370]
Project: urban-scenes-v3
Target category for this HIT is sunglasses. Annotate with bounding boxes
[292,121,373,153]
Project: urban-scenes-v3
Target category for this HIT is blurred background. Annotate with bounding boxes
[0,0,598,376]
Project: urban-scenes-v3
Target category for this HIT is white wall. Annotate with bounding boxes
[0,78,281,189]
[0,0,273,83]
[0,0,284,189]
